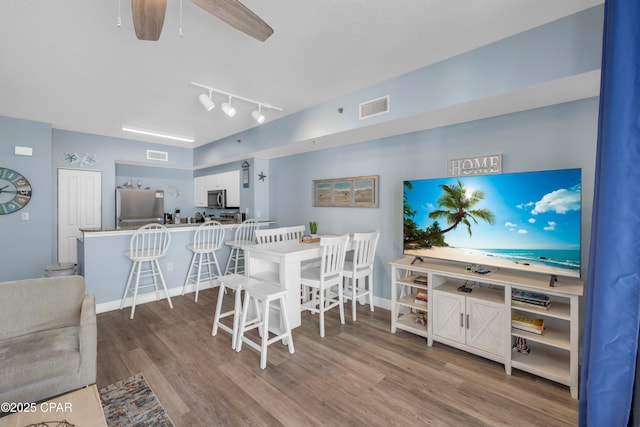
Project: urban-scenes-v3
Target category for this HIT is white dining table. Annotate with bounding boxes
[243,239,324,330]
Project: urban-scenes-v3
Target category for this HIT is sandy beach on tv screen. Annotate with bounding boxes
[404,246,577,277]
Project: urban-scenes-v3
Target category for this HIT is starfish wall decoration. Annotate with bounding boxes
[63,152,99,167]
[63,152,79,164]
[258,172,266,181]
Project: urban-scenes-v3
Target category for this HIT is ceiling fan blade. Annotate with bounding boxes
[131,0,167,41]
[192,0,274,42]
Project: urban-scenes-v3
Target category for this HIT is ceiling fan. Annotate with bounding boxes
[131,0,273,42]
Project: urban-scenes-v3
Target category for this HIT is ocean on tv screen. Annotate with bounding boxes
[403,168,581,278]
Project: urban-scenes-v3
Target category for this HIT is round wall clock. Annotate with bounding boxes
[0,167,32,215]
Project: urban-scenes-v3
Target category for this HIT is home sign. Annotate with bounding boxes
[448,154,502,177]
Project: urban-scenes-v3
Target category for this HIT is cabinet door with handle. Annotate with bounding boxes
[194,176,208,207]
[432,290,466,344]
[466,298,504,357]
[222,170,240,207]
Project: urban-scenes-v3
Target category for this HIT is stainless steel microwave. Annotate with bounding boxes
[207,189,226,209]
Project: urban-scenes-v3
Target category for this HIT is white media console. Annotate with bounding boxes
[390,256,583,399]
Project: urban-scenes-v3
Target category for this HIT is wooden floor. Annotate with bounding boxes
[97,289,578,426]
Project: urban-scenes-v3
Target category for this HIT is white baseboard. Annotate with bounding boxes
[96,281,216,314]
[97,280,392,314]
[375,296,391,311]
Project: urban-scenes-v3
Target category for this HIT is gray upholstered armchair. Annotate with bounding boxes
[0,275,97,406]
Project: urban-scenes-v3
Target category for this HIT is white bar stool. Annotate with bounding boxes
[212,274,261,350]
[224,219,258,275]
[182,221,225,302]
[236,280,295,369]
[121,223,173,319]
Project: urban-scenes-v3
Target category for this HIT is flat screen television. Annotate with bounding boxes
[403,168,582,278]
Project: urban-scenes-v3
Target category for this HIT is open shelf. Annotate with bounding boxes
[397,295,428,311]
[511,341,570,386]
[395,312,428,338]
[391,262,429,340]
[397,275,428,290]
[511,299,570,321]
[511,325,570,350]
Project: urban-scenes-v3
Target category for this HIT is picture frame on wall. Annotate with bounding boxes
[312,175,378,208]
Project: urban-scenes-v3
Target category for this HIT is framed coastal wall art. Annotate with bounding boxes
[312,175,378,208]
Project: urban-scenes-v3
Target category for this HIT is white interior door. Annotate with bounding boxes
[58,168,102,263]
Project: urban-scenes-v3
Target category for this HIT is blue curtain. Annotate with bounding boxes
[579,0,640,425]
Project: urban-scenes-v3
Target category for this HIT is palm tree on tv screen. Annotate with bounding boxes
[405,179,495,246]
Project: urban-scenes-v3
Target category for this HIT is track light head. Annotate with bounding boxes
[251,105,265,124]
[221,97,236,117]
[199,93,215,111]
[190,82,282,123]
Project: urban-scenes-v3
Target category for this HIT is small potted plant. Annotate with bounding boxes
[309,221,318,236]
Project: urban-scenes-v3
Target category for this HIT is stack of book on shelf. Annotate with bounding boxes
[512,313,544,334]
[414,290,428,305]
[511,289,551,310]
[413,276,428,285]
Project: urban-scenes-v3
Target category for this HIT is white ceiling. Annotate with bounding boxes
[0,0,602,151]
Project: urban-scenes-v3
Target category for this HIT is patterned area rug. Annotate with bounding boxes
[99,373,173,427]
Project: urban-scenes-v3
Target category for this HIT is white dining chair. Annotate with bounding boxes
[121,223,173,319]
[255,225,306,244]
[224,219,258,275]
[182,220,225,302]
[343,231,379,321]
[255,227,283,244]
[300,234,350,337]
[283,225,305,241]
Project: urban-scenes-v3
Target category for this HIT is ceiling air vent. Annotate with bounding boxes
[359,95,390,120]
[147,150,168,161]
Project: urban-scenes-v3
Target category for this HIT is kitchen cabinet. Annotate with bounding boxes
[220,170,240,207]
[194,170,240,208]
[194,175,210,207]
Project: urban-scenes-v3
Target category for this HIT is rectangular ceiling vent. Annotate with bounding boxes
[359,95,390,120]
[147,150,168,162]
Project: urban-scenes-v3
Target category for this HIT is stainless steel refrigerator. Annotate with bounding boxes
[115,188,164,227]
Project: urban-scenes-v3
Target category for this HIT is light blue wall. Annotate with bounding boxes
[0,117,53,280]
[52,129,193,228]
[0,5,602,287]
[115,164,193,217]
[185,5,603,303]
[252,157,270,220]
[268,98,599,300]
[1,123,197,282]
[192,5,602,168]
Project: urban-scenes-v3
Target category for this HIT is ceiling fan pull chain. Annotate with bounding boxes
[179,0,184,37]
[116,0,122,28]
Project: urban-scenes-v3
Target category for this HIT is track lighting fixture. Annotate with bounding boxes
[251,105,265,124]
[221,96,237,117]
[199,90,215,111]
[190,81,282,124]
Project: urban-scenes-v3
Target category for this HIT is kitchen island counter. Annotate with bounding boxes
[80,220,274,236]
[78,220,274,312]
